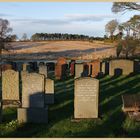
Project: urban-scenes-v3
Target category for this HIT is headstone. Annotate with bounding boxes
[22,73,45,108]
[23,63,27,71]
[74,77,99,119]
[2,69,19,101]
[55,57,67,79]
[109,59,134,76]
[39,65,47,78]
[18,72,48,123]
[70,60,75,76]
[45,78,54,104]
[101,61,109,75]
[75,63,83,78]
[81,63,89,77]
[88,60,100,77]
[1,64,12,71]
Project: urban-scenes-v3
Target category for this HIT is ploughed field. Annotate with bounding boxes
[0,72,140,137]
[2,41,115,60]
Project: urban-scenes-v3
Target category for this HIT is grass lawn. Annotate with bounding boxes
[0,73,140,138]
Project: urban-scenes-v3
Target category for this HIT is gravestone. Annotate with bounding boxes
[88,60,100,77]
[134,60,140,73]
[1,64,12,71]
[55,57,67,79]
[74,77,99,119]
[22,73,45,108]
[70,60,75,76]
[2,69,19,101]
[101,61,109,75]
[18,72,48,123]
[75,63,83,78]
[23,63,27,71]
[2,69,20,108]
[45,78,54,104]
[39,65,47,78]
[109,59,134,76]
[81,63,89,77]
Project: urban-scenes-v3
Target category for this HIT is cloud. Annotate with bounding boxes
[11,14,116,26]
[65,14,116,22]
[0,13,12,17]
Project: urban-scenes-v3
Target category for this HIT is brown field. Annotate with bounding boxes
[2,40,116,60]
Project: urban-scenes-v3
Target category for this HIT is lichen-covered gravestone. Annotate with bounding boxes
[39,65,47,78]
[74,77,99,119]
[75,63,83,78]
[45,78,54,104]
[2,69,20,103]
[18,72,48,123]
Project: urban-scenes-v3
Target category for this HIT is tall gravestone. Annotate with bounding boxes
[70,60,75,76]
[101,61,109,75]
[55,57,67,79]
[39,65,47,78]
[2,69,20,107]
[75,63,83,78]
[109,59,134,76]
[18,72,48,123]
[74,77,99,118]
[45,78,54,104]
[88,60,100,77]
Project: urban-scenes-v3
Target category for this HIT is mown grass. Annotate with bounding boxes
[0,73,140,138]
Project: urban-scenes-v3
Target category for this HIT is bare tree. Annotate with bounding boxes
[21,33,28,41]
[0,18,12,54]
[112,2,140,14]
[105,19,119,40]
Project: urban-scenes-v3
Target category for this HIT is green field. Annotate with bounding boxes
[0,73,140,138]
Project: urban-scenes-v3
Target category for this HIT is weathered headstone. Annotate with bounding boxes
[39,65,47,78]
[1,64,12,71]
[18,72,48,123]
[88,60,100,77]
[109,59,134,76]
[74,77,99,119]
[22,73,45,108]
[2,69,19,101]
[75,63,83,78]
[55,57,67,79]
[45,78,54,104]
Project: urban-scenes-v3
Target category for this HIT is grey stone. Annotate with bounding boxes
[2,69,19,101]
[22,72,45,108]
[45,78,54,104]
[75,63,83,78]
[74,77,99,119]
[17,107,48,123]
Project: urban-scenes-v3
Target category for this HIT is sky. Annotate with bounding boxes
[0,2,139,38]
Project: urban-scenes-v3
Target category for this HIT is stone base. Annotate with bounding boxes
[45,94,54,104]
[18,107,48,123]
[2,100,21,109]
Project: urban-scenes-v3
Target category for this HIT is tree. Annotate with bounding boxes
[21,33,28,41]
[105,19,119,40]
[0,18,12,54]
[112,2,140,13]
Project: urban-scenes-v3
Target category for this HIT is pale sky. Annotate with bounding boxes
[0,2,139,38]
